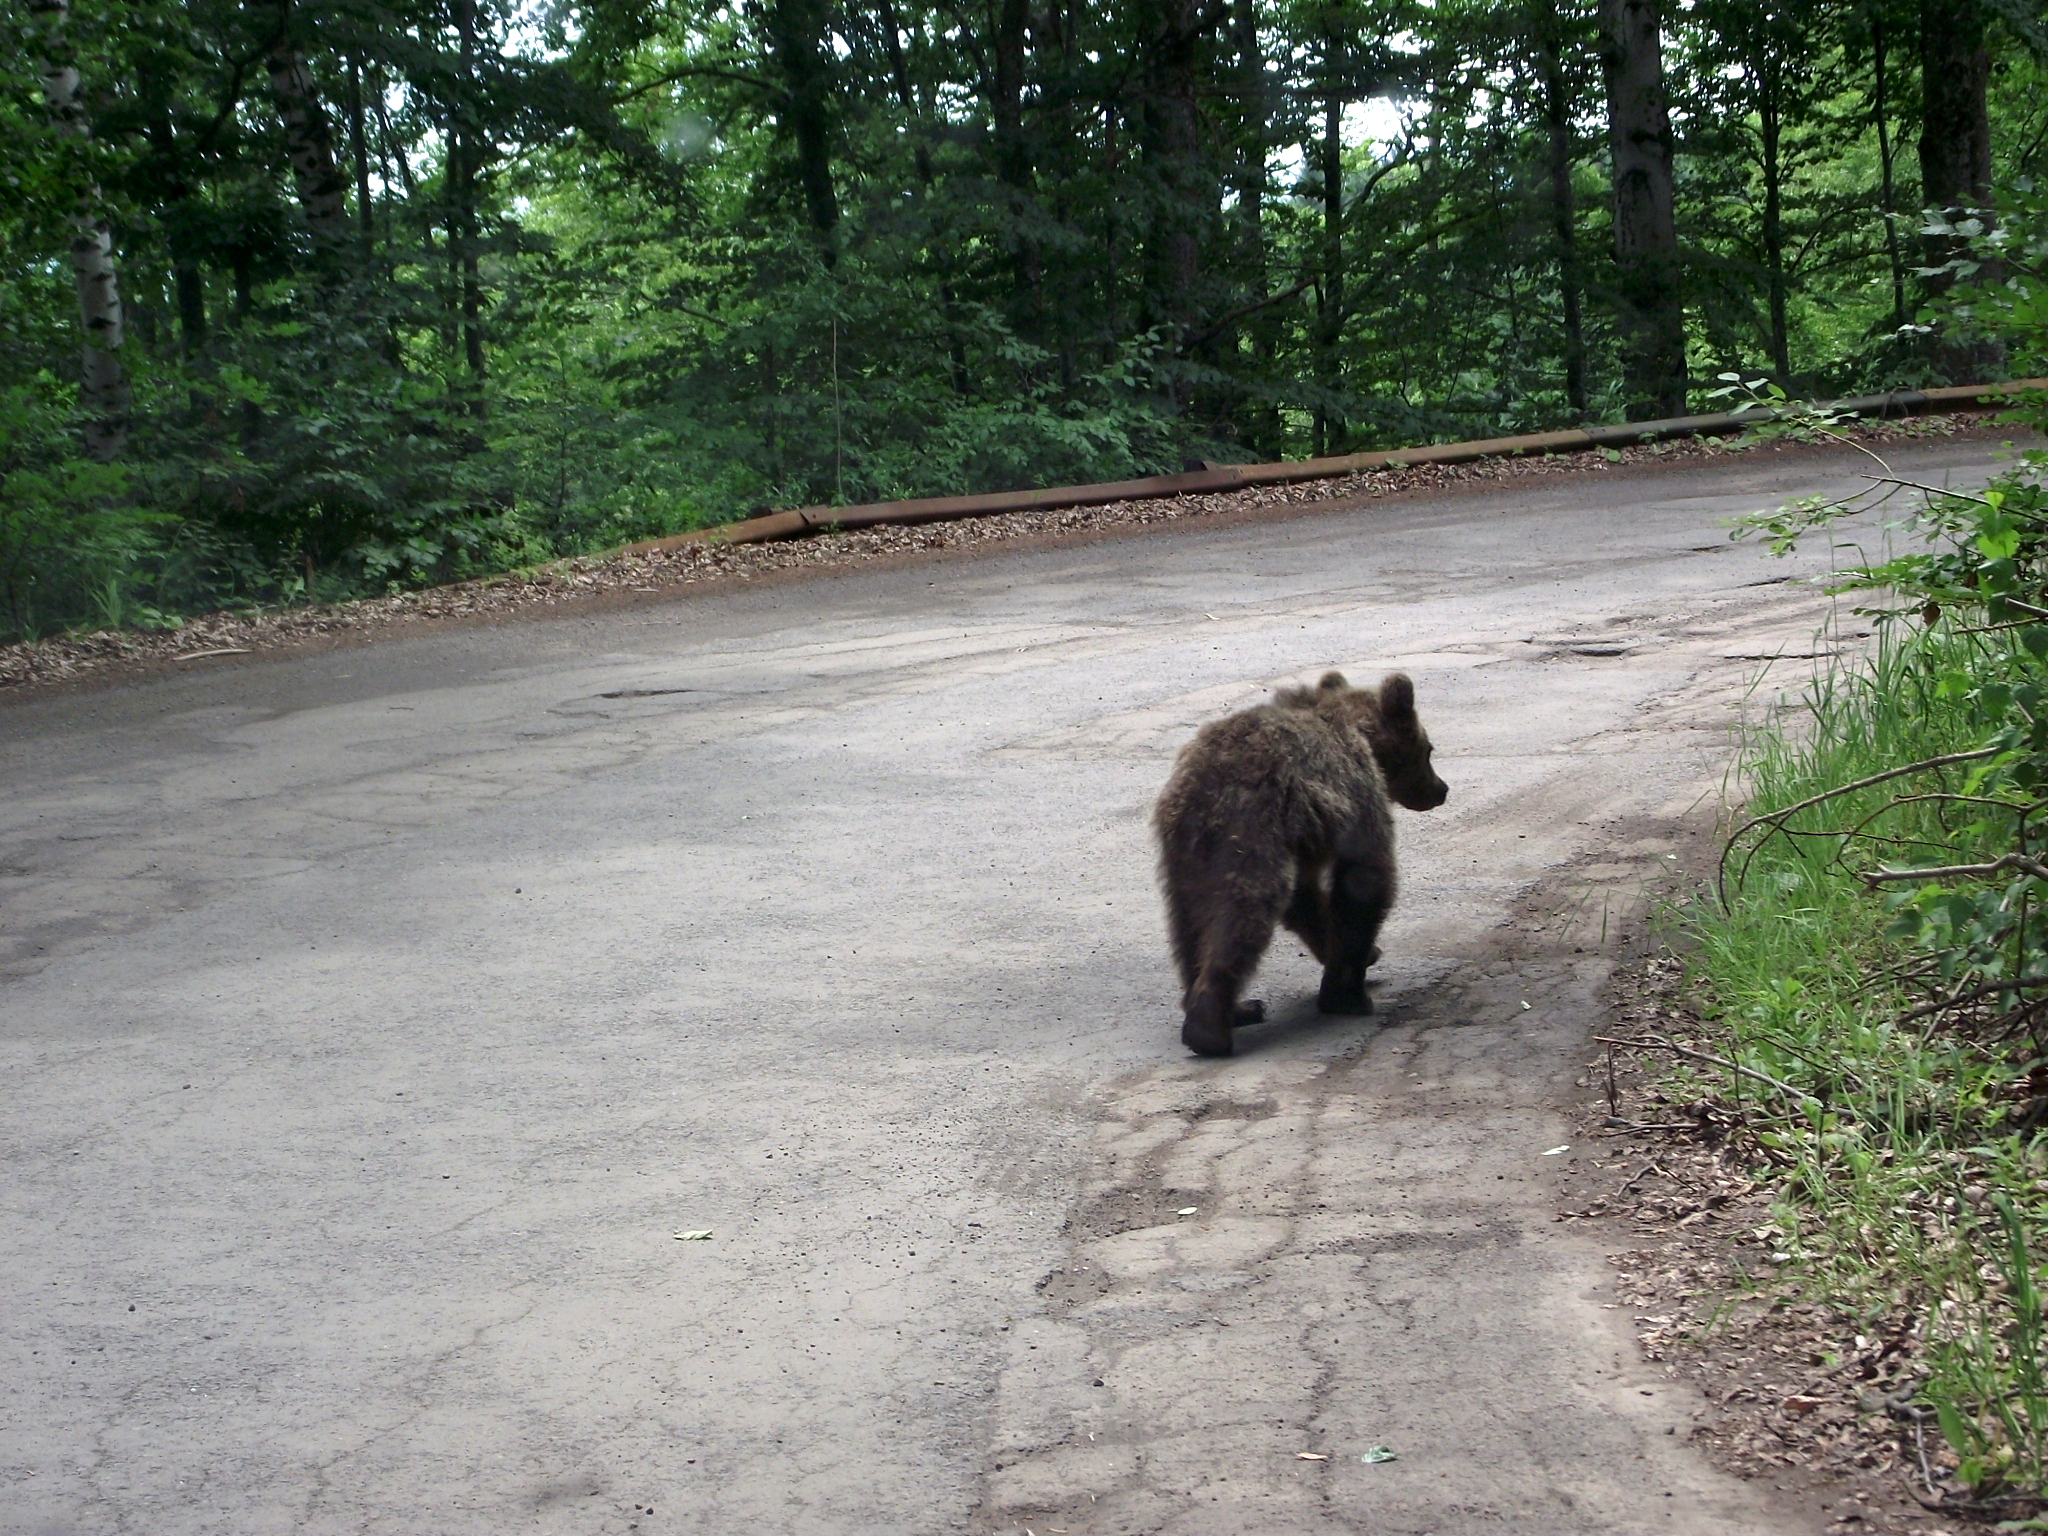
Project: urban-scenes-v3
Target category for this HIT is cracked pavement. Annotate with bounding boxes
[0,438,2019,1534]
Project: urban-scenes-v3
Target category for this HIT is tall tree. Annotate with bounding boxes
[1530,0,1589,417]
[1135,0,1219,345]
[768,0,841,257]
[28,0,129,459]
[1865,3,1909,331]
[450,0,486,378]
[1312,23,1345,455]
[1597,0,1686,417]
[1919,0,2001,380]
[991,0,1042,331]
[1694,0,1825,384]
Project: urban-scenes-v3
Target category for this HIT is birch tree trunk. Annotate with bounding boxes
[265,0,351,252]
[452,0,485,380]
[1597,0,1687,419]
[28,0,129,461]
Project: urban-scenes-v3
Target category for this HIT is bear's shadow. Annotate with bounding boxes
[1229,980,1385,1055]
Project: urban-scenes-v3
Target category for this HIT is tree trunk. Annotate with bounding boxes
[1870,11,1907,332]
[877,0,969,393]
[1597,0,1686,418]
[265,1,351,252]
[991,0,1043,337]
[1760,67,1790,382]
[1919,0,2001,381]
[28,0,129,460]
[1532,2,1588,418]
[1233,0,1281,452]
[1036,0,1082,388]
[452,0,485,380]
[878,0,935,186]
[348,56,374,264]
[149,114,209,357]
[175,261,207,355]
[1313,79,1344,455]
[1136,0,1210,344]
[768,0,840,257]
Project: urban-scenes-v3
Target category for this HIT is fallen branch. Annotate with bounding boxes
[1594,1034,1820,1106]
[1719,747,2003,905]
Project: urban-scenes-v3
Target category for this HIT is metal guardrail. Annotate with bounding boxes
[621,378,2048,555]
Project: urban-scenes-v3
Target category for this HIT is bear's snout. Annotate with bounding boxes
[1389,768,1448,812]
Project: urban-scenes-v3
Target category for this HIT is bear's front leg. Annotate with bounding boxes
[1317,857,1392,1015]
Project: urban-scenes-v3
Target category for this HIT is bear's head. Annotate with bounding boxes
[1302,670,1449,812]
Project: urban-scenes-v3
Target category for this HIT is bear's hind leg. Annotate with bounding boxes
[1167,886,1265,1024]
[1183,898,1285,1058]
[1317,858,1393,1016]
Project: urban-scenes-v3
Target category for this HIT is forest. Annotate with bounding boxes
[2,0,2043,641]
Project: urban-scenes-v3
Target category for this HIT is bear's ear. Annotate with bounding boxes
[1379,673,1416,720]
[1318,670,1348,692]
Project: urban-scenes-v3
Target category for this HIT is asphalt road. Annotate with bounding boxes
[0,438,2014,1535]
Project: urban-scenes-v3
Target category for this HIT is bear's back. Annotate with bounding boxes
[1154,701,1384,849]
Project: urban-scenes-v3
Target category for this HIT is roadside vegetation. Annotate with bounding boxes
[1671,216,2048,1511]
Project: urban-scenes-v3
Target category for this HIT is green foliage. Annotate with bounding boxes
[3,0,2046,642]
[0,377,146,637]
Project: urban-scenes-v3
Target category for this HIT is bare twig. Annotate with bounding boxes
[1863,851,2048,886]
[1599,1121,1706,1134]
[1900,973,2048,1022]
[1620,1161,1669,1192]
[1859,472,2000,509]
[1594,1034,1819,1106]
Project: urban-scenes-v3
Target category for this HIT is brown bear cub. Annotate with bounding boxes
[1152,671,1448,1057]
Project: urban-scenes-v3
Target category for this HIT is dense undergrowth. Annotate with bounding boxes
[1685,406,2048,1501]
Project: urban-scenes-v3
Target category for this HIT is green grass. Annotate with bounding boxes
[1685,621,2048,1500]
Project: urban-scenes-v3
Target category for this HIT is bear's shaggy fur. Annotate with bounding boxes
[1151,671,1448,1057]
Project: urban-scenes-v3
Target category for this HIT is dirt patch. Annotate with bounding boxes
[0,414,2001,700]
